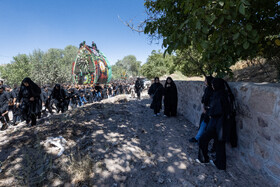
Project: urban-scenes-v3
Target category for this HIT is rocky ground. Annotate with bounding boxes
[0,93,272,187]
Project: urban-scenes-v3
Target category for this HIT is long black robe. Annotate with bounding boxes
[199,86,214,126]
[17,78,41,126]
[51,84,68,113]
[198,78,230,170]
[148,82,164,114]
[163,79,178,117]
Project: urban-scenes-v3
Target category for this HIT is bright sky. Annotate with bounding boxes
[0,0,163,65]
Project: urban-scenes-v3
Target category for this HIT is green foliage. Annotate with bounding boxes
[111,62,126,79]
[111,55,141,79]
[0,45,78,86]
[174,48,205,77]
[144,0,280,77]
[141,50,175,79]
[0,54,31,86]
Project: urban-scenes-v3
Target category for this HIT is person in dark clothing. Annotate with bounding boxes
[135,78,144,100]
[0,80,7,90]
[163,77,178,117]
[78,90,87,106]
[51,84,68,113]
[102,85,108,99]
[9,87,21,124]
[5,86,16,123]
[85,86,94,103]
[108,85,113,97]
[119,84,124,94]
[189,76,214,143]
[0,86,10,130]
[197,78,230,170]
[69,88,79,108]
[44,87,54,114]
[148,77,164,116]
[16,77,41,126]
[95,84,102,101]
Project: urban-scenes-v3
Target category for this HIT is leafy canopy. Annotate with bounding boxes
[141,50,175,79]
[0,45,78,86]
[111,55,141,79]
[144,0,280,76]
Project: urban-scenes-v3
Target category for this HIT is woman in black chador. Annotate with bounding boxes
[51,84,68,113]
[197,78,230,170]
[163,77,178,117]
[148,77,164,116]
[16,77,41,126]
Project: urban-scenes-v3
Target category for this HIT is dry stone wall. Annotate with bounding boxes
[173,81,280,183]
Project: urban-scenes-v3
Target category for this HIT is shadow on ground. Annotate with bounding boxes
[0,96,272,187]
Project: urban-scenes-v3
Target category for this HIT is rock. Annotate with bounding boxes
[265,163,280,180]
[158,177,164,184]
[182,180,195,187]
[248,88,277,115]
[198,174,206,181]
[253,139,270,159]
[141,165,147,170]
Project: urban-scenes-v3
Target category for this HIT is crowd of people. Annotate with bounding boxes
[0,78,142,130]
[0,75,237,171]
[148,76,237,171]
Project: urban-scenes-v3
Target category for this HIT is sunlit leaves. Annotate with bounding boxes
[143,0,280,77]
[141,50,175,79]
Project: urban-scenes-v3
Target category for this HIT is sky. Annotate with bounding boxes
[0,0,163,65]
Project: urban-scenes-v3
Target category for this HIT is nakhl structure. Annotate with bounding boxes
[72,41,112,85]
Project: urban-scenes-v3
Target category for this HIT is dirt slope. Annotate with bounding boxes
[0,94,272,187]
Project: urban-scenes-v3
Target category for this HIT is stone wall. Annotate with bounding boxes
[173,81,280,183]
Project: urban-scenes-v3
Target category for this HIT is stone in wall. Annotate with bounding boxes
[248,154,262,171]
[236,102,252,118]
[253,138,271,160]
[248,88,277,115]
[273,150,280,164]
[265,162,280,181]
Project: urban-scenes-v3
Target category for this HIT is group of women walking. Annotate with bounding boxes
[148,77,178,117]
[148,76,237,171]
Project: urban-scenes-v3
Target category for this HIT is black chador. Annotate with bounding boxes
[198,78,230,170]
[135,78,144,99]
[17,77,41,126]
[51,84,68,113]
[69,88,79,108]
[163,77,178,117]
[148,77,164,115]
[200,76,214,125]
[0,86,10,130]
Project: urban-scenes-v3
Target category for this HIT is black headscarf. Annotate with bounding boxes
[212,78,225,91]
[154,77,160,83]
[205,76,214,87]
[52,84,66,99]
[164,77,175,88]
[20,77,41,96]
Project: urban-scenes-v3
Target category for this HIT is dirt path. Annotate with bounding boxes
[0,94,271,187]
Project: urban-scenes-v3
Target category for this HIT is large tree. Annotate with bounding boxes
[143,0,280,77]
[141,50,175,79]
[111,55,142,79]
[0,54,32,86]
[0,45,78,86]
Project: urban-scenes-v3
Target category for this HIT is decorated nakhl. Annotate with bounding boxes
[72,41,112,85]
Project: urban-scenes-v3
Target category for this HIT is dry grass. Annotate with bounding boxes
[12,135,53,186]
[67,151,94,184]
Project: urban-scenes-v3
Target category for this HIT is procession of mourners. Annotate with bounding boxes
[0,78,140,130]
[0,75,237,171]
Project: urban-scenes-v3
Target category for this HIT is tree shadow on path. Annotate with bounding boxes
[0,96,272,187]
